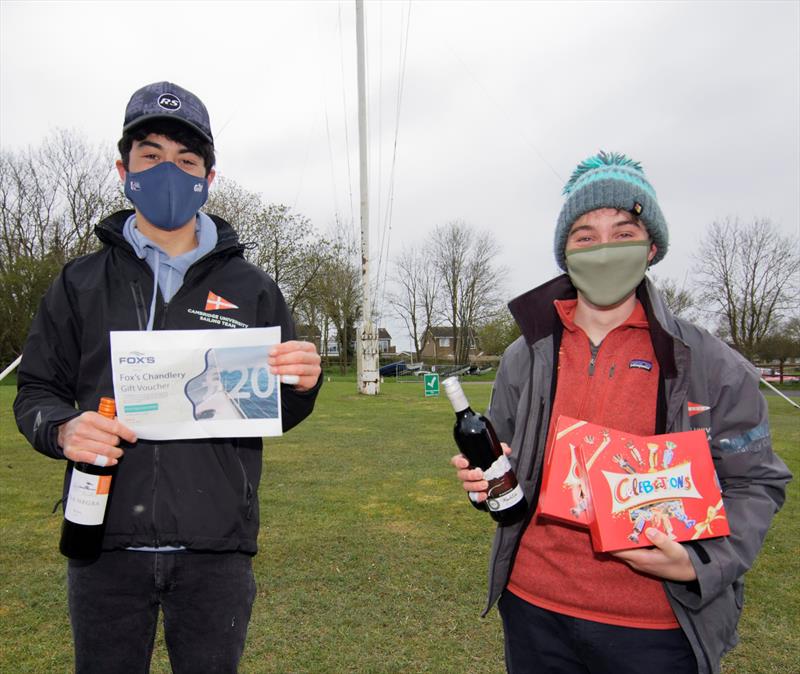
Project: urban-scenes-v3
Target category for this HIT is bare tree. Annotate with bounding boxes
[693,218,799,359]
[0,130,124,365]
[651,275,698,322]
[207,178,330,317]
[312,225,361,373]
[389,243,440,362]
[431,221,506,363]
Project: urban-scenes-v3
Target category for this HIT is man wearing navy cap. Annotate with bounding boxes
[14,82,322,673]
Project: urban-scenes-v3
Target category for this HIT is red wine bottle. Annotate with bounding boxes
[59,397,118,560]
[443,377,527,524]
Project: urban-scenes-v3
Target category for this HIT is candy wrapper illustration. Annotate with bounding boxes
[538,416,595,527]
[539,416,729,552]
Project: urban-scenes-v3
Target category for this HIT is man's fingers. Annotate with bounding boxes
[643,527,681,557]
[273,340,316,353]
[58,411,136,464]
[450,454,469,469]
[269,341,318,361]
[112,420,138,444]
[500,442,512,456]
[65,448,121,466]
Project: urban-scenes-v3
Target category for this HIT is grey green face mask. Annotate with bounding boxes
[565,241,650,307]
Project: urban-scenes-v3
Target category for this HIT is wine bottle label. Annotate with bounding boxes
[64,468,112,526]
[484,454,525,512]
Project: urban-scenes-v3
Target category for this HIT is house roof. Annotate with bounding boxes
[426,326,453,338]
[378,328,391,339]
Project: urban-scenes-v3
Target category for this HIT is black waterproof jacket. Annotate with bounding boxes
[14,210,320,554]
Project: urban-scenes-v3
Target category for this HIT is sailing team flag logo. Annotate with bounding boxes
[688,401,710,417]
[205,291,239,312]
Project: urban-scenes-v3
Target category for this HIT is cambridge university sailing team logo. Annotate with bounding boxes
[186,290,248,328]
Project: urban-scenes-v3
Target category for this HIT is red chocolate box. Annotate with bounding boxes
[539,416,730,552]
[573,418,730,552]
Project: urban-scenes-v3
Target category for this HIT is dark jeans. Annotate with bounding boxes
[498,590,697,674]
[67,550,256,674]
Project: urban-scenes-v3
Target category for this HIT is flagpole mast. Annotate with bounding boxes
[355,0,379,395]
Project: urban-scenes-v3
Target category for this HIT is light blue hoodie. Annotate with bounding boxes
[123,212,218,330]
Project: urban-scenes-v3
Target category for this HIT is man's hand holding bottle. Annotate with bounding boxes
[451,442,513,504]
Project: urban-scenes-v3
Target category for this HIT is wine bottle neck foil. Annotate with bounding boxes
[442,377,469,412]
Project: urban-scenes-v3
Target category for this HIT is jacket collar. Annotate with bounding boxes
[508,274,679,378]
[94,210,244,258]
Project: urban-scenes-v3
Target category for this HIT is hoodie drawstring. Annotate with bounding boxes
[146,249,160,332]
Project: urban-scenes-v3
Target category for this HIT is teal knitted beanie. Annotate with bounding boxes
[554,151,669,271]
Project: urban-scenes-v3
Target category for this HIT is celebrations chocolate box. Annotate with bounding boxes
[540,416,730,552]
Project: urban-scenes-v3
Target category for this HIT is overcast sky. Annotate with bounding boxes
[2,0,798,350]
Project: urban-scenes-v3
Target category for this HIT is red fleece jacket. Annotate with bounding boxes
[507,299,679,629]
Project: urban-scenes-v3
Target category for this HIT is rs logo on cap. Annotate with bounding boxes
[158,93,181,111]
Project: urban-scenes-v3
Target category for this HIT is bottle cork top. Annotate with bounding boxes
[98,397,116,419]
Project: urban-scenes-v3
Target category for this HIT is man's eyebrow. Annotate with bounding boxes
[134,140,197,155]
[135,139,164,151]
[613,218,642,228]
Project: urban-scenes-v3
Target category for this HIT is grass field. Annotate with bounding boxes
[0,379,796,673]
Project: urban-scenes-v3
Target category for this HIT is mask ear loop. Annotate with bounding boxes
[146,250,160,331]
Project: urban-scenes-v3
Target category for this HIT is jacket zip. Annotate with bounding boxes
[129,281,148,330]
[151,444,160,546]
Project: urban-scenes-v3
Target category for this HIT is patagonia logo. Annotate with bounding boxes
[688,401,711,417]
[629,359,652,371]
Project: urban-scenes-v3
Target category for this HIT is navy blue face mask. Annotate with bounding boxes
[124,161,209,231]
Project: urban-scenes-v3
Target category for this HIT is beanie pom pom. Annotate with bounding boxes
[562,151,643,196]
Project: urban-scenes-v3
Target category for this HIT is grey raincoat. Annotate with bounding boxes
[483,275,791,674]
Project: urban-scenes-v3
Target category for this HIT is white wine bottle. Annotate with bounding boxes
[443,377,527,524]
[59,397,118,560]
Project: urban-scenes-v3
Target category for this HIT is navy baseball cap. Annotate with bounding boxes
[123,82,214,144]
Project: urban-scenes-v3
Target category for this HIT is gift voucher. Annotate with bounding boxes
[110,327,282,440]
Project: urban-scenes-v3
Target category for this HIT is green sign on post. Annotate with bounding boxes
[424,373,440,397]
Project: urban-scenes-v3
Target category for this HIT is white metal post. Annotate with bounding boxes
[355,0,379,395]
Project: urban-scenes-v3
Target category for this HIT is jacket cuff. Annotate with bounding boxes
[286,371,323,397]
[40,410,83,459]
[666,542,723,610]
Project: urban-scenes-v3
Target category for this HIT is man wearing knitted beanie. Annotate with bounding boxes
[451,151,790,674]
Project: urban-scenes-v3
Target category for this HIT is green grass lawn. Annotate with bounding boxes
[0,381,796,673]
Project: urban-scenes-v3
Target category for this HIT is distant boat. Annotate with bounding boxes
[379,361,408,376]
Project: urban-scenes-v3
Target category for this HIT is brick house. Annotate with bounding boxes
[420,326,478,361]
